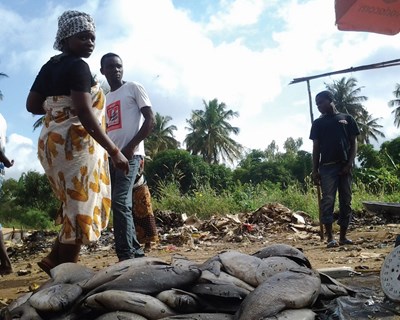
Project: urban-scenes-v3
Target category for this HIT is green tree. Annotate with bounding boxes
[357,110,385,145]
[145,112,179,158]
[264,140,279,161]
[145,149,210,194]
[184,98,243,164]
[357,144,384,169]
[325,77,367,120]
[15,171,59,217]
[388,83,400,128]
[283,137,303,156]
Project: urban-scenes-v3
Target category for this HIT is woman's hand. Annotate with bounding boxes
[110,151,129,175]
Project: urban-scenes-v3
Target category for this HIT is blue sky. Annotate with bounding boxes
[0,0,399,180]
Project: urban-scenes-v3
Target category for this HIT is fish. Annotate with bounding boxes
[51,262,96,284]
[199,269,255,292]
[317,271,357,300]
[191,283,250,300]
[84,264,201,297]
[252,243,312,269]
[202,251,300,287]
[171,254,201,270]
[80,257,168,292]
[7,301,43,320]
[263,308,316,319]
[29,283,82,312]
[94,311,148,319]
[255,256,303,279]
[158,313,234,320]
[156,289,200,314]
[33,263,97,293]
[84,290,176,319]
[234,267,321,320]
[5,292,32,313]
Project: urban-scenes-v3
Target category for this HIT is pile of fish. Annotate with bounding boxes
[0,243,356,320]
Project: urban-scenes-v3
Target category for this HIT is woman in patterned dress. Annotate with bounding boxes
[26,10,129,276]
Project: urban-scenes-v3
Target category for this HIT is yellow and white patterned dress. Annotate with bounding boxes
[38,83,111,245]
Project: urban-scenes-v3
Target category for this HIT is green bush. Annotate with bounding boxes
[20,209,54,229]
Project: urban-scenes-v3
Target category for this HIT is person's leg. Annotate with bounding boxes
[338,171,353,244]
[38,237,81,276]
[320,165,340,244]
[0,227,12,275]
[37,237,60,275]
[111,156,142,261]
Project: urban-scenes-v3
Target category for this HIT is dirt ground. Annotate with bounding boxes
[0,221,398,306]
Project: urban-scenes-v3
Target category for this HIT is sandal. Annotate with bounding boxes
[327,240,339,248]
[37,257,56,276]
[339,239,354,246]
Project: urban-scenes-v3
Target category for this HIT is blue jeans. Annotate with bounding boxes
[319,163,352,228]
[110,155,144,261]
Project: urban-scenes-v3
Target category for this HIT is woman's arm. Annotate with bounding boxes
[26,91,46,115]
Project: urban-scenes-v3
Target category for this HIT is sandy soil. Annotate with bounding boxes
[0,222,398,306]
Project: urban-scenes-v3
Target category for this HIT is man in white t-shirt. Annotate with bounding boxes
[100,53,155,261]
[0,112,14,274]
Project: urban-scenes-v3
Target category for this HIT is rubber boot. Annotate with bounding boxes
[37,238,60,276]
[339,226,353,245]
[58,243,81,264]
[325,223,334,242]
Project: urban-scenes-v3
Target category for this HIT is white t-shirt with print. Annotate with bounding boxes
[105,82,152,155]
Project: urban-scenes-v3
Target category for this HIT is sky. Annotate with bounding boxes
[0,0,399,180]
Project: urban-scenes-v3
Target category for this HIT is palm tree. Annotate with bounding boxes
[145,112,179,158]
[325,77,367,120]
[388,83,400,128]
[357,109,385,145]
[0,72,9,101]
[184,98,243,164]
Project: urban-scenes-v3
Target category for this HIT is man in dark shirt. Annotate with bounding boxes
[310,91,360,248]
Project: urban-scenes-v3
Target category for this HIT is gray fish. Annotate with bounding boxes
[156,289,200,313]
[171,255,200,270]
[80,257,168,292]
[84,290,176,319]
[29,283,82,312]
[199,269,255,292]
[318,272,357,300]
[50,262,96,284]
[191,283,250,299]
[6,292,32,312]
[8,301,43,320]
[263,308,316,320]
[0,307,12,320]
[85,264,201,297]
[202,251,298,287]
[234,267,321,320]
[34,263,97,294]
[252,243,312,269]
[159,313,234,320]
[94,311,148,320]
[256,256,303,279]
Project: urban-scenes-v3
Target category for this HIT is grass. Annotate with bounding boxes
[152,181,399,222]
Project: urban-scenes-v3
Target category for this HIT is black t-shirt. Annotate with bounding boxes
[309,113,360,165]
[30,54,94,97]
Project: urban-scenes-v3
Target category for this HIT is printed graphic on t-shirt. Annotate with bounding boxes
[106,101,122,131]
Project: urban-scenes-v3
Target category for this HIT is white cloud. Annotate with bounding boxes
[5,134,43,180]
